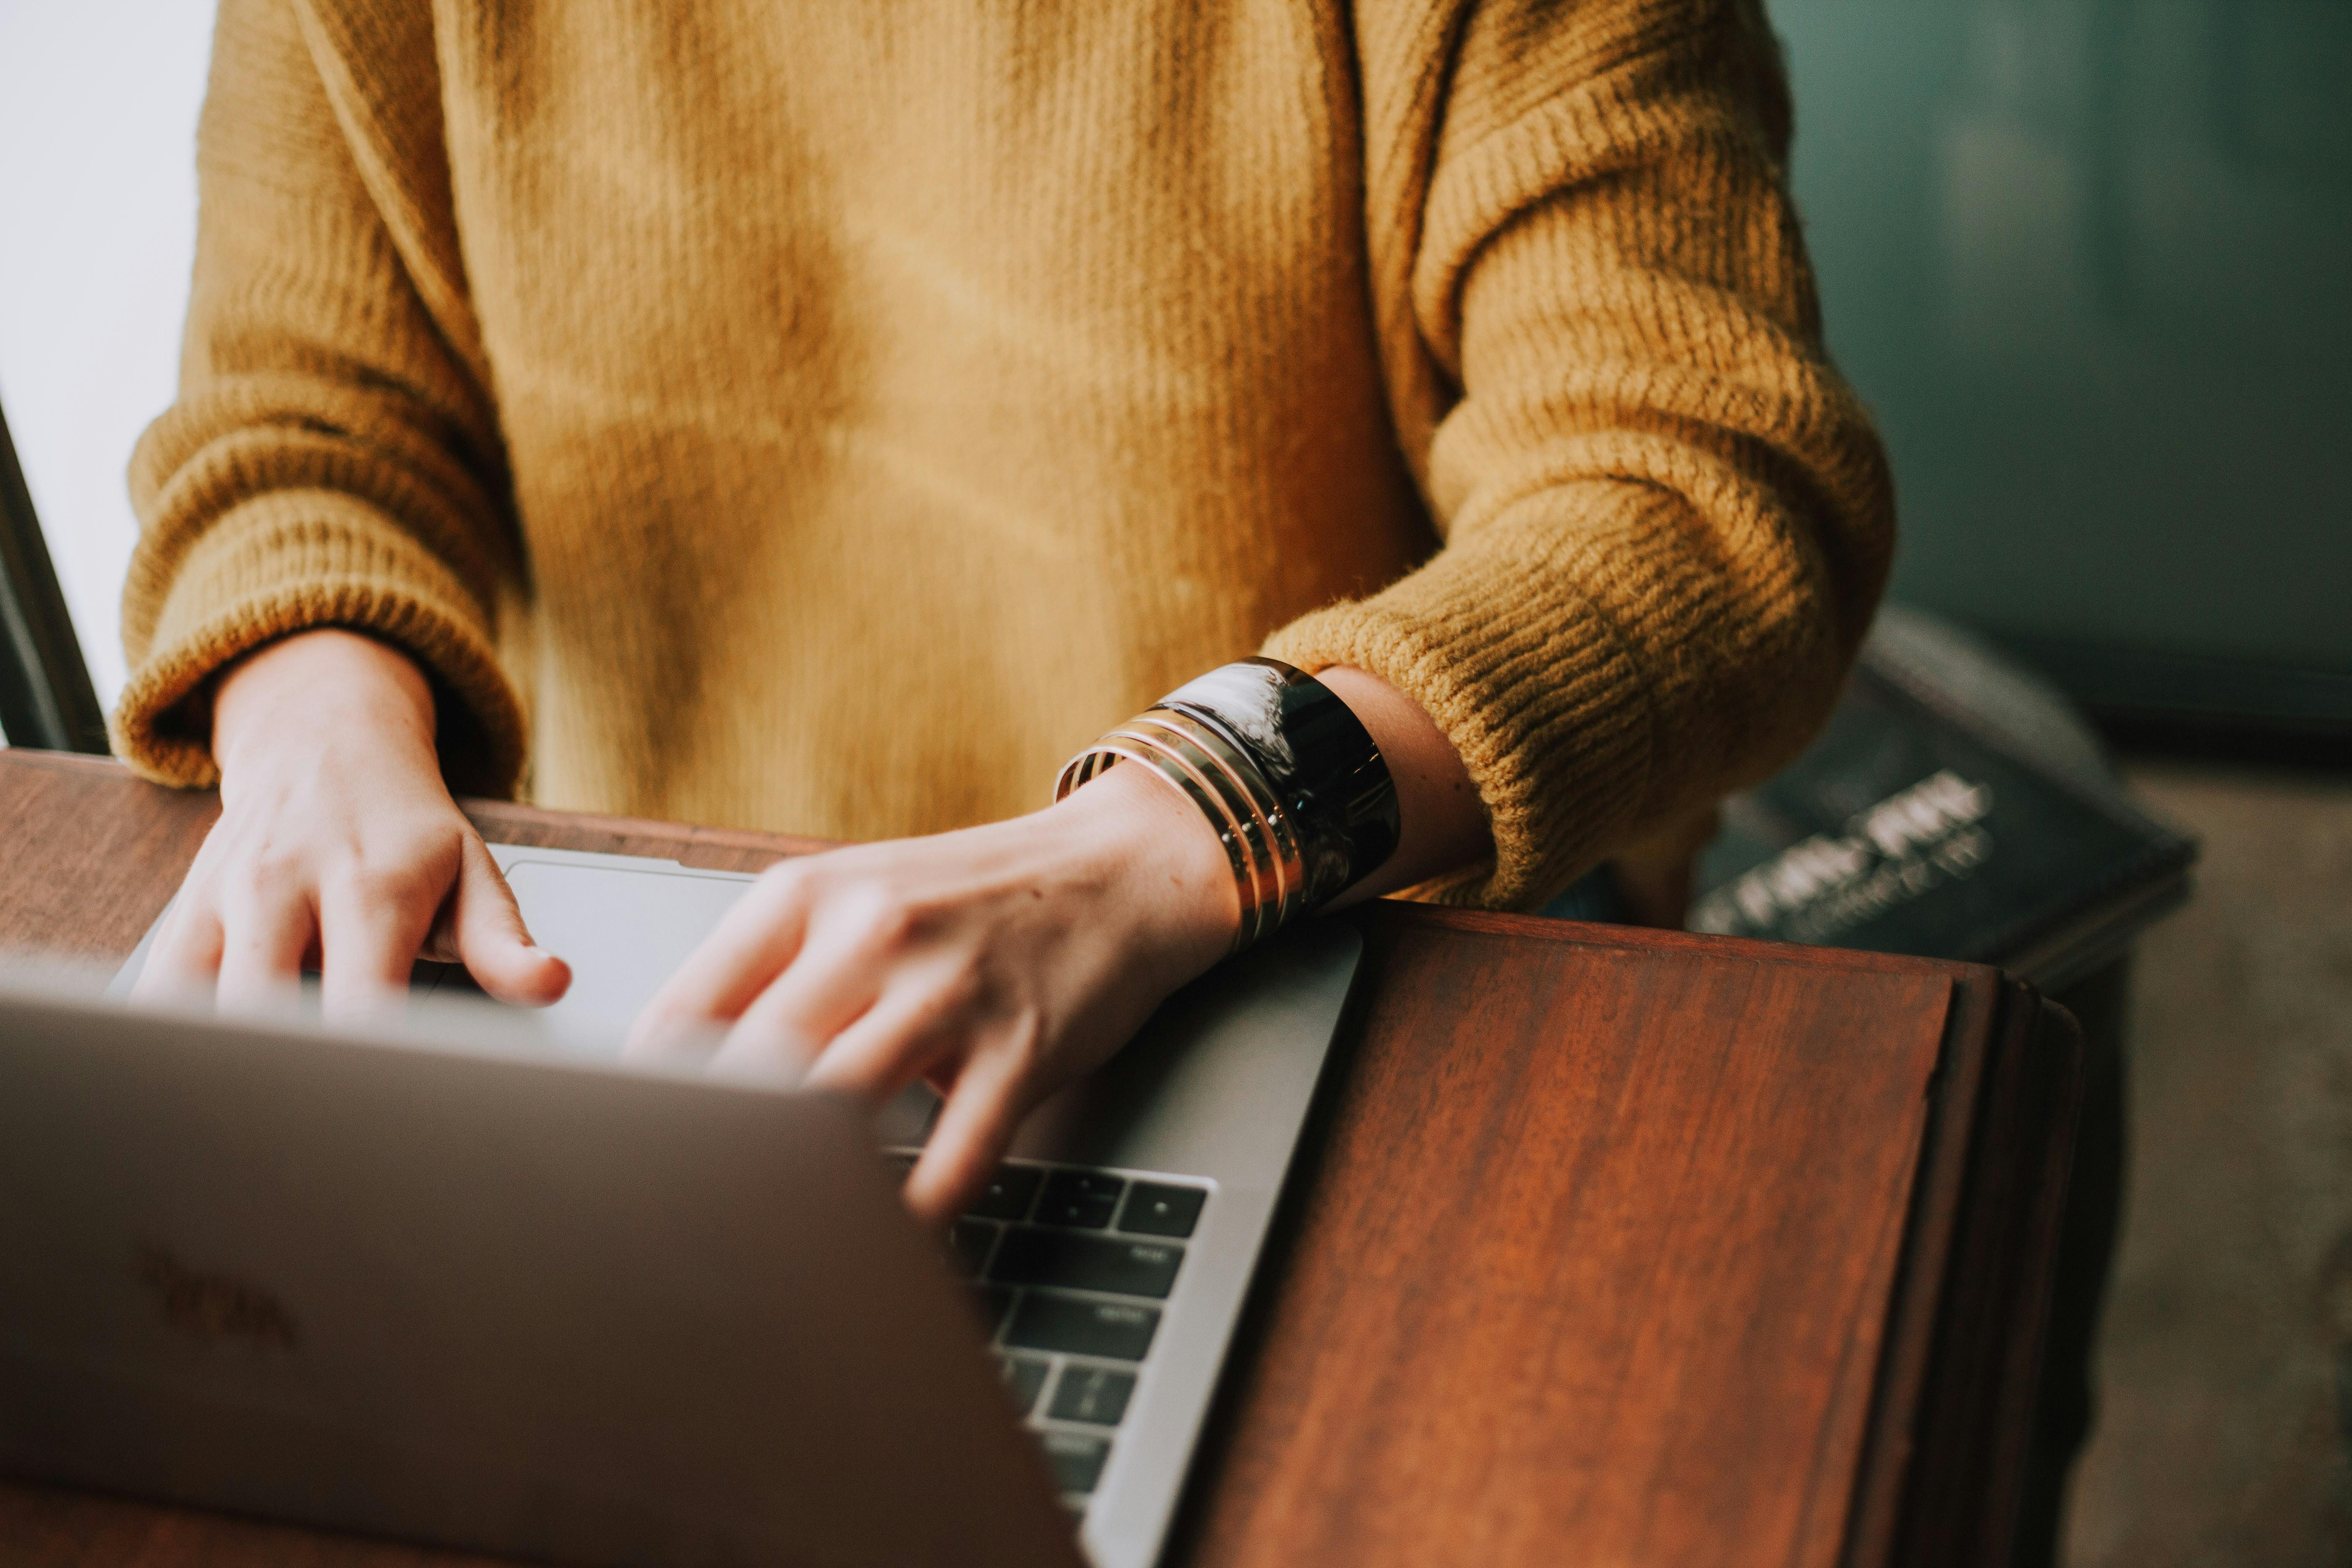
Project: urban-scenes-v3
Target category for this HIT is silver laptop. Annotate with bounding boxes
[0,843,1363,1567]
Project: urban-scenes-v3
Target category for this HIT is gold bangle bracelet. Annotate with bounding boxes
[1101,725,1282,946]
[1121,715,1299,931]
[1101,724,1289,945]
[1128,709,1308,930]
[1057,660,1400,952]
[1055,740,1262,951]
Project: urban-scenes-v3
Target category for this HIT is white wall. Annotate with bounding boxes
[0,0,216,712]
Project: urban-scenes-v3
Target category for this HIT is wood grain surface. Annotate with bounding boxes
[0,750,2079,1567]
[1168,921,1955,1568]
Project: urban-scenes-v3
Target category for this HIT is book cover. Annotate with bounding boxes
[1691,653,2197,990]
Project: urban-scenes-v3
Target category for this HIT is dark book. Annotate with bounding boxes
[1690,610,2198,991]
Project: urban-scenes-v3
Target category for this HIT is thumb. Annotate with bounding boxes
[452,834,571,1006]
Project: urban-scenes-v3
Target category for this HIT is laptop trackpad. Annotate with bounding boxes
[498,858,941,1144]
[499,860,752,1033]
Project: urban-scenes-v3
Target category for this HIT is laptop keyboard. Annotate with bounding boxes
[887,1152,1210,1511]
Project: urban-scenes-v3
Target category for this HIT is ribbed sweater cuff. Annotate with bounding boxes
[1265,483,1677,911]
[111,490,525,797]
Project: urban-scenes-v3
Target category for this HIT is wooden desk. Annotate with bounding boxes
[0,749,2081,1568]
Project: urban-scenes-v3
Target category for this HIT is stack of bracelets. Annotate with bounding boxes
[1055,658,1402,952]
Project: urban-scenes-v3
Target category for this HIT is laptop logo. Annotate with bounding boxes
[139,1246,300,1351]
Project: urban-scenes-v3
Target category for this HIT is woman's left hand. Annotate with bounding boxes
[625,762,1238,1224]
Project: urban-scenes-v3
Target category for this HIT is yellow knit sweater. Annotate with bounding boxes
[116,0,1893,910]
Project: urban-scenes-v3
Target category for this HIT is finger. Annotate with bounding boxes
[801,966,971,1106]
[133,822,238,1003]
[213,888,319,1014]
[905,1047,1031,1225]
[448,835,570,1006]
[626,870,815,1057]
[315,880,439,1023]
[705,908,898,1082]
[133,897,225,1004]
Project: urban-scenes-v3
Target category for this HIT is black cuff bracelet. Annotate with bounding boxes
[1056,658,1401,949]
[1158,659,1400,908]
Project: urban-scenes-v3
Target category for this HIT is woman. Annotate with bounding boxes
[118,0,1893,1224]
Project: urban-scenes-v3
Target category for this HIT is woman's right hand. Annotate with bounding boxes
[134,628,570,1019]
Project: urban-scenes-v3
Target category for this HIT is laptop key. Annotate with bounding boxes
[1006,1293,1159,1361]
[989,1227,1182,1299]
[1037,1169,1125,1228]
[1116,1181,1208,1238]
[999,1355,1050,1416]
[972,1284,1015,1338]
[966,1165,1045,1222]
[1041,1431,1112,1495]
[1048,1365,1136,1427]
[949,1219,999,1277]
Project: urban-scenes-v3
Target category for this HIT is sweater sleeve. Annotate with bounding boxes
[112,0,526,796]
[1265,0,1895,908]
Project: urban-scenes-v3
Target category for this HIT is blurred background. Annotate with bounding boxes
[0,2,209,715]
[1784,0,2349,751]
[2,1,2348,1560]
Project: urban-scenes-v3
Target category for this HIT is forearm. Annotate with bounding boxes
[119,0,522,795]
[1295,3,1892,910]
[1313,665,1491,906]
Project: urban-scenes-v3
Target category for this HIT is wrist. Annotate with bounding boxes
[1050,759,1239,971]
[1055,660,1405,948]
[213,629,438,784]
[1310,665,1486,905]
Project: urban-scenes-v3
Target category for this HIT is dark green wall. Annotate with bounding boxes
[1774,0,2350,696]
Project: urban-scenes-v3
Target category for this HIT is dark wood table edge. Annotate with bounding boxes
[1844,975,2085,1568]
